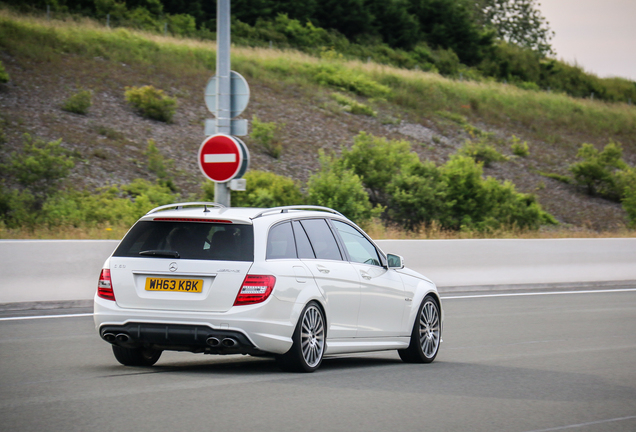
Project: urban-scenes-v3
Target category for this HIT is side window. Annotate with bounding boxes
[266,222,297,259]
[292,220,315,259]
[332,220,381,266]
[299,219,342,261]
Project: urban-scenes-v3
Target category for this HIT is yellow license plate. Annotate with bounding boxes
[145,278,203,293]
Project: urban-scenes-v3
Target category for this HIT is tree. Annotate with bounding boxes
[409,0,495,66]
[479,0,554,55]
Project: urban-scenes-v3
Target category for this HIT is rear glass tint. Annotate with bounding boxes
[114,221,254,261]
[266,222,297,259]
[299,219,342,261]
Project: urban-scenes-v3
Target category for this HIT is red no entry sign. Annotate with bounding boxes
[198,134,245,183]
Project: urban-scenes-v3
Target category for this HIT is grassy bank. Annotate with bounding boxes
[2,10,634,146]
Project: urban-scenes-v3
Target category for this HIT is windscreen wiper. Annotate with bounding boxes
[139,250,180,258]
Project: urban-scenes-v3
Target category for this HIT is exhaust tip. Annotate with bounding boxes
[103,333,116,343]
[116,333,130,343]
[222,337,237,347]
[206,337,220,347]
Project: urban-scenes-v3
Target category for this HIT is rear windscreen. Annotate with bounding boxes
[114,221,254,261]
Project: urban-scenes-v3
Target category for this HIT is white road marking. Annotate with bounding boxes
[523,415,636,432]
[2,288,635,322]
[204,153,235,163]
[0,313,93,322]
[441,287,636,300]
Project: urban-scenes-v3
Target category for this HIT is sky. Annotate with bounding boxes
[538,0,636,80]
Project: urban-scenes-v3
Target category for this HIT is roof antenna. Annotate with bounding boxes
[204,204,210,213]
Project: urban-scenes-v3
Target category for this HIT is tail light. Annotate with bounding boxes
[97,269,116,301]
[234,275,276,306]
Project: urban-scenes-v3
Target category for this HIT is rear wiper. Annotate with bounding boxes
[139,250,180,258]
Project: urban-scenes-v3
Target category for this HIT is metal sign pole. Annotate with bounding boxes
[215,0,231,206]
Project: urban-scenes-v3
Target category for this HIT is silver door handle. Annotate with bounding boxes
[360,271,371,280]
[317,265,330,274]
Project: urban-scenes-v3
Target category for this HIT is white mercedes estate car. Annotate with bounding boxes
[94,203,442,372]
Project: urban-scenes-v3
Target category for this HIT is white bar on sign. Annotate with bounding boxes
[204,153,236,163]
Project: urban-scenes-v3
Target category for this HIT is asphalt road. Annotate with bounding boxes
[1,289,635,432]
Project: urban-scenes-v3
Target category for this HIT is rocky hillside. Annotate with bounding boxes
[1,13,635,232]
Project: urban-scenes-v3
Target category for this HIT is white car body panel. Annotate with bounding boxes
[93,204,442,364]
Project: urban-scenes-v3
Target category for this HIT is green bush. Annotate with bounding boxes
[0,59,9,83]
[569,141,627,200]
[331,93,376,116]
[458,139,508,167]
[510,136,529,157]
[307,152,382,224]
[386,160,448,230]
[250,116,283,158]
[619,168,636,227]
[537,171,573,184]
[2,134,74,201]
[438,155,555,230]
[144,139,176,191]
[341,132,419,205]
[124,85,176,122]
[62,89,92,115]
[308,63,391,98]
[204,170,304,208]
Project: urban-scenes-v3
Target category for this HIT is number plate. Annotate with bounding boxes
[145,278,203,293]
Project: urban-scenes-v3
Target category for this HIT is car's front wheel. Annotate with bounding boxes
[398,295,441,363]
[276,301,326,372]
[112,345,162,366]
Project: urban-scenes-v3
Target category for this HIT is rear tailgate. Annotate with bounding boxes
[109,257,251,313]
[108,219,254,313]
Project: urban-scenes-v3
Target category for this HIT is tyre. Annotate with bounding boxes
[276,301,326,372]
[398,295,441,363]
[112,345,162,366]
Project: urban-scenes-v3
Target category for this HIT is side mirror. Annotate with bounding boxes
[387,254,404,269]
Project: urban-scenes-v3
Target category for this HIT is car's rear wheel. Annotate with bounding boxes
[276,301,325,372]
[398,295,441,363]
[112,345,162,366]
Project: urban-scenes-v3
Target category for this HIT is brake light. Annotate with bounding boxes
[234,275,276,306]
[97,269,116,301]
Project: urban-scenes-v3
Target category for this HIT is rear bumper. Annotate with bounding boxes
[100,322,264,355]
[94,294,297,355]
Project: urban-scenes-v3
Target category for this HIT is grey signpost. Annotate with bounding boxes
[205,0,250,207]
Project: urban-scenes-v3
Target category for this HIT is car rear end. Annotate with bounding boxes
[94,204,295,357]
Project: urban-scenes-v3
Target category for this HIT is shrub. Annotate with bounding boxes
[458,139,507,167]
[166,14,197,37]
[619,168,636,227]
[124,85,176,122]
[510,136,529,157]
[387,160,448,230]
[308,63,391,98]
[144,139,176,191]
[205,170,304,208]
[2,134,74,201]
[0,60,9,83]
[438,155,555,230]
[331,93,376,116]
[537,171,573,184]
[307,152,382,224]
[62,90,92,115]
[250,116,283,158]
[341,132,419,205]
[569,141,627,200]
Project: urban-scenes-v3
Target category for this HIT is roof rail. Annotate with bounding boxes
[146,202,225,215]
[251,205,344,219]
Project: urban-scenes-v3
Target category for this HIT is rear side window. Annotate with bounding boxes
[266,222,297,259]
[114,221,254,261]
[299,219,342,261]
[292,220,315,259]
